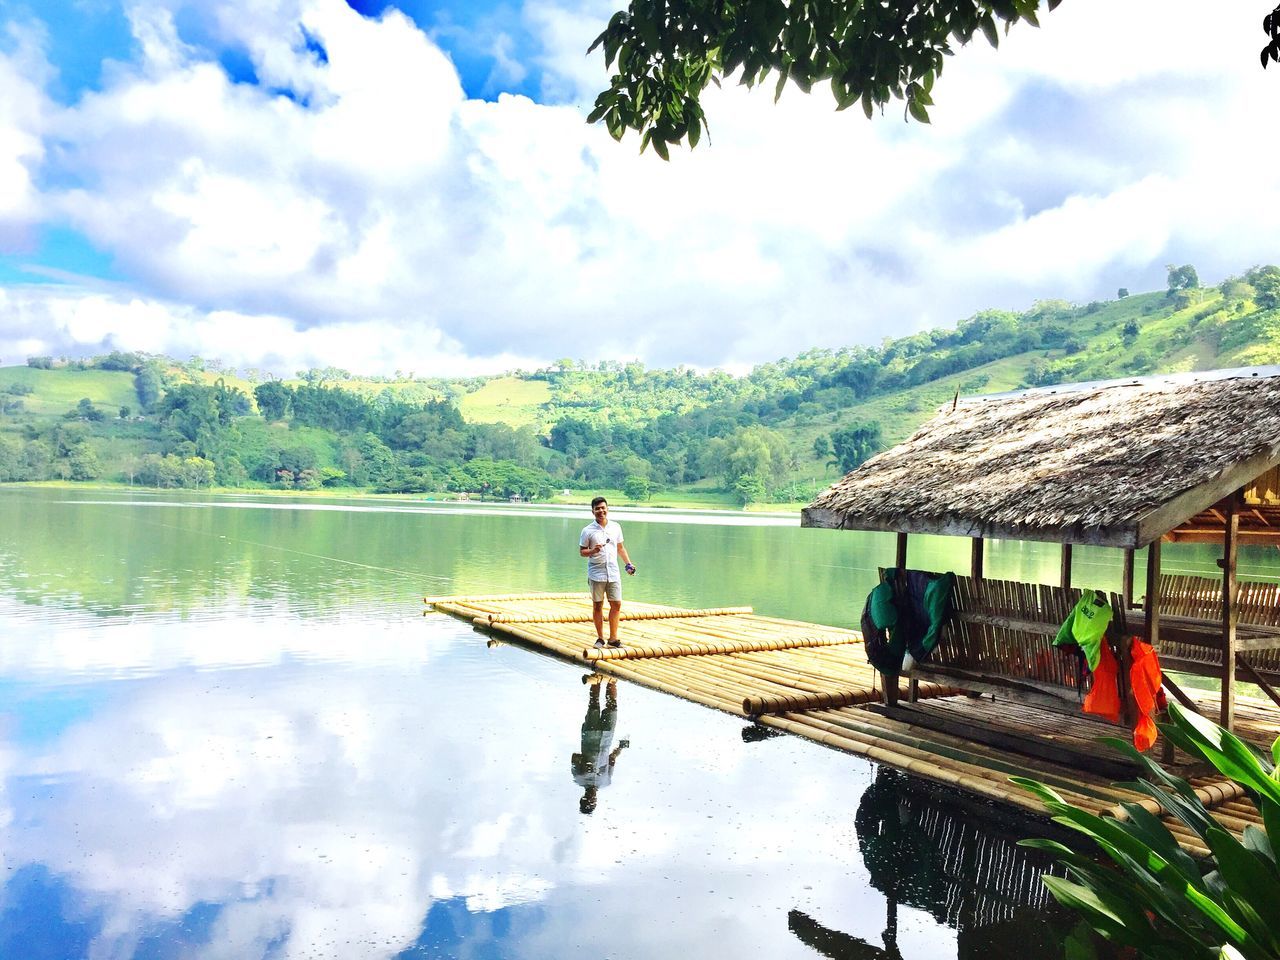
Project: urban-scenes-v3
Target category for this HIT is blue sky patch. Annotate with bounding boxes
[0,865,103,960]
[0,1,134,104]
[345,0,547,101]
[300,26,329,65]
[0,228,119,285]
[0,678,109,744]
[396,894,531,958]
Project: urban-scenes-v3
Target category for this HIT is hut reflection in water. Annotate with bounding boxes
[789,767,1099,959]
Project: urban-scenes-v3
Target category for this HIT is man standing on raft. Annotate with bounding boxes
[579,496,636,647]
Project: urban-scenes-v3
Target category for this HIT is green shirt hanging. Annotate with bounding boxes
[1053,590,1113,671]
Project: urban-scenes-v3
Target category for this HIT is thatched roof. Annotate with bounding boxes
[802,367,1280,548]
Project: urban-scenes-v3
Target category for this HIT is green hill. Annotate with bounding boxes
[2,265,1277,506]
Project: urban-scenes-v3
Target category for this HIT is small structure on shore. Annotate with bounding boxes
[802,366,1280,732]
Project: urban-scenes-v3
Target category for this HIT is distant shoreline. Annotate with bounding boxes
[0,480,808,515]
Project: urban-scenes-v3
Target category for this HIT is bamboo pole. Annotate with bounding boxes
[487,606,753,624]
[584,631,861,662]
[743,685,956,716]
[424,592,586,605]
[1222,492,1240,731]
[1122,549,1135,607]
[1108,780,1246,821]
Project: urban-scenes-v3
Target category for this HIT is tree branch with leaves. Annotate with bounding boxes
[587,0,1063,157]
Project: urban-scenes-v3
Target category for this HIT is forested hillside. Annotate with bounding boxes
[3,264,1278,506]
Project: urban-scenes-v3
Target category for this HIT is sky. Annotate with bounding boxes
[0,0,1277,377]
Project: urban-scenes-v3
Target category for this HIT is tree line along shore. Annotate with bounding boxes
[2,265,1278,508]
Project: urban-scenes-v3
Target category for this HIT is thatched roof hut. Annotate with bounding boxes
[802,367,1280,548]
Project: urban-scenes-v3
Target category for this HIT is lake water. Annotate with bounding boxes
[2,487,1277,959]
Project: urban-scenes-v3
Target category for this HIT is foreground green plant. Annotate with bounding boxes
[1013,703,1280,960]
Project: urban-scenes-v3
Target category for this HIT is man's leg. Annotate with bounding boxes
[608,599,622,641]
[592,600,605,640]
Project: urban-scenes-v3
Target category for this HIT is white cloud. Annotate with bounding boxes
[2,0,1279,373]
[0,20,52,247]
[0,282,546,375]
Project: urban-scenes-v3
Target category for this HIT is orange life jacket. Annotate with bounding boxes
[1082,637,1166,751]
[1129,638,1166,752]
[1083,643,1121,723]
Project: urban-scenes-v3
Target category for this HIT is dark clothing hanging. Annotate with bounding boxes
[861,568,956,675]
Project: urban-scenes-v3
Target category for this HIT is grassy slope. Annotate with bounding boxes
[457,376,552,428]
[783,289,1280,475]
[0,367,138,415]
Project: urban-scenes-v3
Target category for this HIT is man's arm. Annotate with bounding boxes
[617,542,634,572]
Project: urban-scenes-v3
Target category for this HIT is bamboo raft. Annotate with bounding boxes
[426,593,1280,857]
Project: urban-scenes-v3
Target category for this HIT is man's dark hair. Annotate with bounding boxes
[591,496,607,509]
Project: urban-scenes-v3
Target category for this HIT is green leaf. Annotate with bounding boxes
[1205,825,1280,935]
[1241,824,1277,866]
[1262,797,1280,854]
[1115,801,1204,887]
[1124,780,1220,846]
[1063,923,1099,960]
[1011,776,1066,804]
[979,14,999,48]
[1168,705,1280,807]
[1041,876,1149,941]
[1177,883,1252,949]
[906,97,930,124]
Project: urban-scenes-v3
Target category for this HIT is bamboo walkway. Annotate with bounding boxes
[425,593,1280,857]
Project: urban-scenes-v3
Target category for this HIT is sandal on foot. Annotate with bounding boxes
[594,638,606,648]
[607,639,623,648]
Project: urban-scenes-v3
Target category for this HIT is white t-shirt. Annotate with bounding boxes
[580,520,624,582]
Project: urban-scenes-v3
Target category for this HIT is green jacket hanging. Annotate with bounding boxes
[1052,590,1113,671]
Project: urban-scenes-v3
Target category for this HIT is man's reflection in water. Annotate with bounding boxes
[572,674,629,814]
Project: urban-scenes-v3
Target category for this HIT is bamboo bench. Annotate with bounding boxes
[874,572,1136,772]
[879,573,1128,713]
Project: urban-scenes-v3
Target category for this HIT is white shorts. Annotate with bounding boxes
[590,580,622,602]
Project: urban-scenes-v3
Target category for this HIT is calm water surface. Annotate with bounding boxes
[2,488,1277,959]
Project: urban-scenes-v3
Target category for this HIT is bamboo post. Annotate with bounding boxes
[1221,492,1240,731]
[1144,539,1174,762]
[1060,543,1073,589]
[1144,540,1161,649]
[890,535,911,706]
[1122,548,1135,608]
[970,537,984,580]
